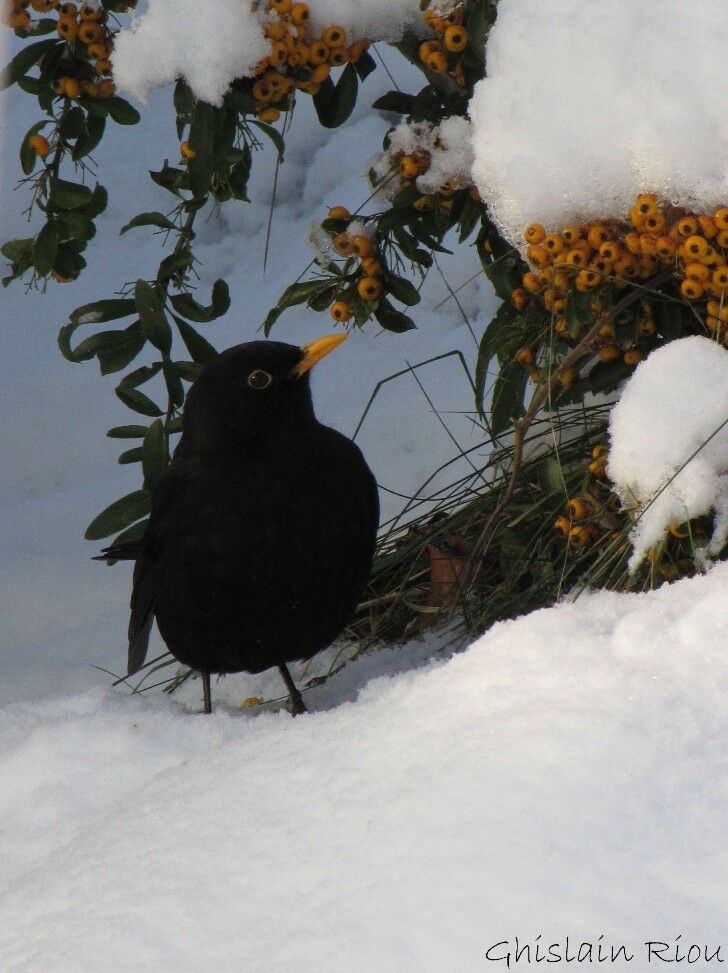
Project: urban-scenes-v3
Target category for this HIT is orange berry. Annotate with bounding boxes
[10,9,31,27]
[399,155,420,180]
[358,276,382,301]
[28,133,51,158]
[258,106,280,123]
[347,41,369,62]
[310,62,330,83]
[443,25,468,52]
[332,232,354,256]
[93,78,115,97]
[567,497,594,519]
[290,2,308,26]
[523,223,545,245]
[598,344,622,363]
[419,40,441,62]
[680,278,704,300]
[554,516,571,538]
[684,262,710,283]
[623,349,643,366]
[94,58,113,75]
[322,24,346,47]
[78,18,102,42]
[559,367,578,389]
[712,267,728,292]
[576,269,601,291]
[543,234,564,256]
[677,216,698,238]
[684,235,710,260]
[328,47,348,67]
[56,14,78,38]
[361,256,383,277]
[511,288,529,311]
[327,206,350,220]
[698,215,718,239]
[351,235,373,258]
[180,140,196,159]
[515,347,535,367]
[308,40,329,64]
[713,208,728,231]
[426,50,448,72]
[330,300,351,323]
[522,272,543,293]
[569,525,592,548]
[79,2,103,18]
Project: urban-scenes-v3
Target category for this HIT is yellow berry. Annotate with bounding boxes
[357,276,382,301]
[330,300,352,323]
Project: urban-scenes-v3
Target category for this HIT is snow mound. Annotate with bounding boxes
[3,566,728,967]
[113,0,424,105]
[608,336,728,569]
[470,0,728,245]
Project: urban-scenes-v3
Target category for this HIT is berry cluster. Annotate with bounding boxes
[514,195,728,355]
[4,0,131,102]
[323,206,383,323]
[419,6,469,88]
[553,446,615,550]
[248,0,369,123]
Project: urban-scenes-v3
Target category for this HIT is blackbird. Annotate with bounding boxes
[102,335,379,715]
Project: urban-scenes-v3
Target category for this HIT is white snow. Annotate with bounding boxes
[3,566,728,968]
[113,0,425,105]
[112,0,269,106]
[608,336,728,570]
[470,0,728,245]
[370,116,474,197]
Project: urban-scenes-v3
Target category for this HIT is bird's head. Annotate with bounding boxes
[182,334,348,446]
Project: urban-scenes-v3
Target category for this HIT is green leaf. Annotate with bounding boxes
[162,359,185,408]
[70,298,135,325]
[71,112,106,161]
[312,63,358,128]
[172,314,218,363]
[56,211,96,243]
[59,106,85,140]
[482,250,520,302]
[538,457,565,496]
[109,517,149,549]
[372,90,415,115]
[0,38,59,91]
[654,299,687,341]
[1,238,34,263]
[69,323,146,375]
[474,302,518,417]
[174,360,204,383]
[157,249,192,285]
[107,424,149,439]
[566,290,594,338]
[118,447,143,465]
[170,278,230,322]
[490,359,527,437]
[49,177,93,210]
[264,279,333,335]
[250,119,285,159]
[353,51,376,81]
[32,221,60,276]
[187,100,217,198]
[115,385,164,417]
[149,162,185,197]
[85,489,152,541]
[374,299,416,333]
[410,85,443,123]
[117,362,163,389]
[106,96,140,125]
[76,183,107,218]
[386,273,421,307]
[228,144,252,201]
[142,419,167,490]
[120,211,176,235]
[134,279,172,354]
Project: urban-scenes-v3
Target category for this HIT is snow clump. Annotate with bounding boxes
[113,0,424,105]
[369,116,474,198]
[608,336,728,570]
[469,0,728,246]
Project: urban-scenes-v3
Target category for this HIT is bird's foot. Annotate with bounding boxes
[287,692,307,717]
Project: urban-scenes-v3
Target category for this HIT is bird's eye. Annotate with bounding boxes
[247,369,273,390]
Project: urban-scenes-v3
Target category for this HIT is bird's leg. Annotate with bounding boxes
[201,671,212,715]
[278,663,307,716]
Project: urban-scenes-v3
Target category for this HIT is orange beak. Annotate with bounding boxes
[291,333,348,378]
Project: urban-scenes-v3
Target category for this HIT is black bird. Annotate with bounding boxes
[104,335,378,715]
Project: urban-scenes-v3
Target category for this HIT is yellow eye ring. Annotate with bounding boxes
[247,369,272,390]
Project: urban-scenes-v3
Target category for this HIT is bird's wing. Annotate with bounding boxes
[126,464,185,676]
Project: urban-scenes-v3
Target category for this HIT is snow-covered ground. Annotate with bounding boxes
[3,2,728,967]
[3,567,728,970]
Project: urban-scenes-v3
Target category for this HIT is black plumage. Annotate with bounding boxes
[105,335,378,714]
